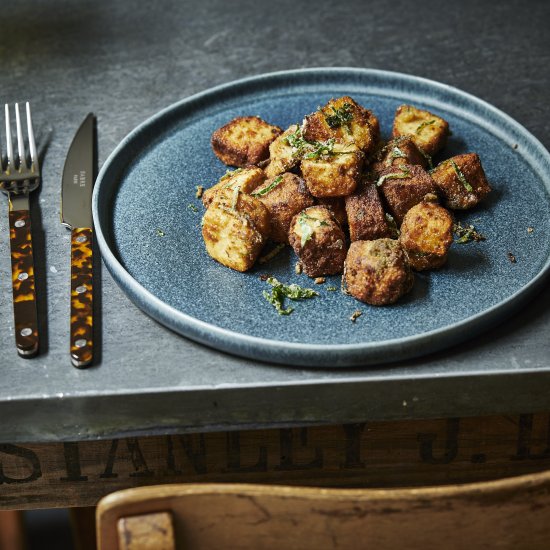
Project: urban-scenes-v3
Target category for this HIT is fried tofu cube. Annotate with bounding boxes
[202,190,271,272]
[345,182,392,241]
[399,201,454,270]
[202,166,266,208]
[301,141,363,198]
[316,196,348,227]
[430,153,491,210]
[392,105,449,156]
[211,116,282,167]
[252,173,315,243]
[288,206,347,277]
[265,124,301,178]
[344,239,414,306]
[371,136,429,175]
[303,96,378,154]
[377,163,437,224]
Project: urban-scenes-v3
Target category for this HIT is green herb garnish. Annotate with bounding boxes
[326,286,338,291]
[220,168,242,181]
[262,276,318,315]
[298,212,329,247]
[385,213,400,238]
[325,102,354,129]
[187,203,199,213]
[390,146,407,160]
[453,222,485,243]
[156,229,165,237]
[376,168,412,187]
[251,175,283,197]
[284,126,337,160]
[416,119,436,134]
[450,160,473,192]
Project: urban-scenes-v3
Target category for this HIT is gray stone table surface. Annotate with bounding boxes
[0,0,549,443]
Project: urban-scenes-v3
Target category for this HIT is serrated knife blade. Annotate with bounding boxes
[61,113,96,368]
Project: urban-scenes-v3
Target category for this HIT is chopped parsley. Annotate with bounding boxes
[450,160,473,192]
[298,212,329,247]
[350,310,362,322]
[284,126,337,160]
[187,203,199,213]
[376,168,412,187]
[262,276,318,315]
[385,213,400,238]
[453,222,485,243]
[220,168,242,181]
[156,229,165,237]
[326,286,338,291]
[416,119,436,134]
[251,175,283,197]
[324,102,354,129]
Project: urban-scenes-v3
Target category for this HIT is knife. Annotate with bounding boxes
[61,114,96,368]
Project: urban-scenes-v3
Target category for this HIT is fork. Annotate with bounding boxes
[1,103,40,357]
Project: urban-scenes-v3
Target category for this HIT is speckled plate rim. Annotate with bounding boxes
[92,67,550,368]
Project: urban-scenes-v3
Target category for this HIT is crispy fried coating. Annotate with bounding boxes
[303,96,378,154]
[392,105,449,156]
[202,166,266,208]
[265,124,301,178]
[288,205,347,277]
[345,182,392,241]
[344,239,414,306]
[253,172,315,243]
[316,196,348,227]
[202,190,270,272]
[301,141,363,198]
[430,153,491,210]
[372,135,429,175]
[399,201,454,270]
[377,163,437,224]
[211,116,282,167]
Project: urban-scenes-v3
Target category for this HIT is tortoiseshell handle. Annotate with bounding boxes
[9,209,39,357]
[70,227,93,368]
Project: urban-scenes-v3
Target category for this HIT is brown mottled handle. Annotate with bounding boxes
[70,227,93,368]
[9,208,39,357]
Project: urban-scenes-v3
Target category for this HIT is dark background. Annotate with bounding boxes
[2,0,549,547]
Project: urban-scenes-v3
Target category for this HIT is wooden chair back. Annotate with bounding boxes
[97,472,550,549]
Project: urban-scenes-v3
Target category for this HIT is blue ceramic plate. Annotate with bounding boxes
[93,68,550,367]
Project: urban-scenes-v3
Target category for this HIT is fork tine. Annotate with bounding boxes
[15,103,28,170]
[5,104,14,171]
[25,103,37,172]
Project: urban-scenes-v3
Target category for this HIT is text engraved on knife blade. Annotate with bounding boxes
[73,170,87,188]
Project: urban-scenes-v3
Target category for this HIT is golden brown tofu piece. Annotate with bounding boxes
[399,201,454,270]
[303,96,378,154]
[344,239,414,306]
[265,124,301,178]
[345,182,392,241]
[202,166,266,208]
[392,105,449,156]
[377,164,437,224]
[211,116,282,167]
[301,141,363,198]
[252,172,315,243]
[202,189,271,272]
[430,153,491,210]
[288,205,347,277]
[316,196,347,227]
[371,136,429,175]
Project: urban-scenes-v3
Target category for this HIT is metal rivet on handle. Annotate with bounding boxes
[75,235,87,243]
[20,327,32,337]
[75,285,87,294]
[74,339,87,348]
[15,219,26,228]
[18,272,29,281]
